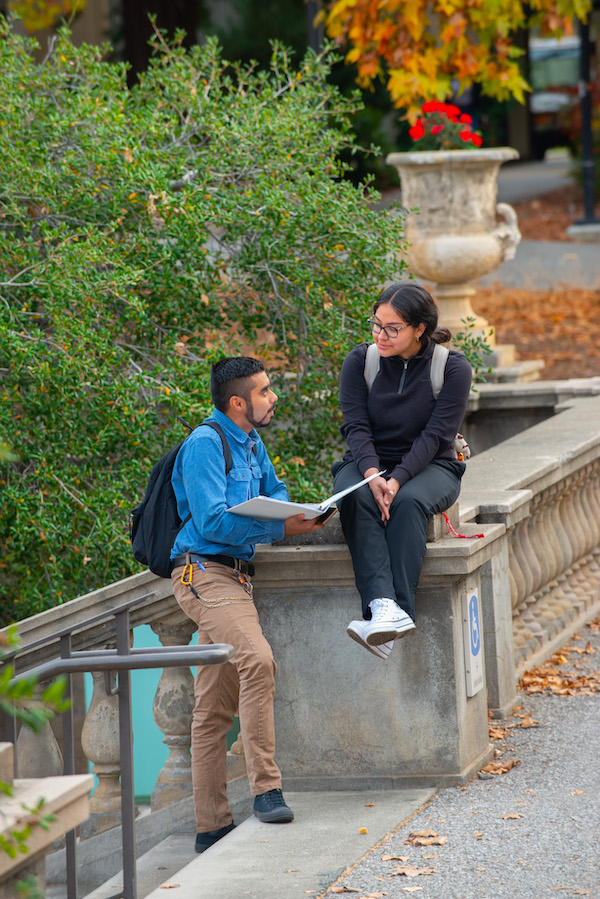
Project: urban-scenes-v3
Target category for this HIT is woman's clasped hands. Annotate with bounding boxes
[365,468,400,523]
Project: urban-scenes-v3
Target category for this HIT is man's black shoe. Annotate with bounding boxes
[253,788,294,823]
[195,821,235,853]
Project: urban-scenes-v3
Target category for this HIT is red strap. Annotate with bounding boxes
[442,512,485,539]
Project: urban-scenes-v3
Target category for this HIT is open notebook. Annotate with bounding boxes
[228,470,385,522]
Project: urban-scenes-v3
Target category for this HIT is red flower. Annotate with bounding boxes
[422,100,443,113]
[443,104,461,118]
[459,130,473,142]
[470,132,483,147]
[431,124,444,134]
[409,120,426,140]
[459,113,472,124]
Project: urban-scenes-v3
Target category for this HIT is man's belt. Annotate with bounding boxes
[171,552,254,577]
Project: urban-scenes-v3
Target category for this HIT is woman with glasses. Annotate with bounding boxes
[333,281,472,660]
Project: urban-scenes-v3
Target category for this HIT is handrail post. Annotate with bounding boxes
[61,633,78,899]
[116,608,137,899]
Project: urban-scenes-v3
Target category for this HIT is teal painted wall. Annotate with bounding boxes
[84,625,239,803]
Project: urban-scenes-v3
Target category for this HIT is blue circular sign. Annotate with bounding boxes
[469,594,481,656]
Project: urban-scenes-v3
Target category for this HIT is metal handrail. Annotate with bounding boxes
[4,596,233,899]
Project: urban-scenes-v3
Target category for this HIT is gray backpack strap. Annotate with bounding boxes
[430,343,449,399]
[363,343,380,391]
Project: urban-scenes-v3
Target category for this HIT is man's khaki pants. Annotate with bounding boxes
[171,560,282,832]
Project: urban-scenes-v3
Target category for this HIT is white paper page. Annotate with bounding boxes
[317,469,386,510]
[229,470,386,521]
[229,496,325,521]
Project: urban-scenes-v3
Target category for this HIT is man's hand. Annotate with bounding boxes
[284,513,326,536]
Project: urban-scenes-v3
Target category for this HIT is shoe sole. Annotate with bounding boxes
[366,620,416,646]
[347,624,392,659]
[254,809,294,823]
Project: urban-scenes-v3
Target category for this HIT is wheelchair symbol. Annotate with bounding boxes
[469,595,481,656]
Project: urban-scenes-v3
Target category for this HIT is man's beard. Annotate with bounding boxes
[245,399,276,429]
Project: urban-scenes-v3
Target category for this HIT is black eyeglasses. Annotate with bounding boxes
[366,317,411,339]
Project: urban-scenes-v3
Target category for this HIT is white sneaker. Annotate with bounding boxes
[363,597,415,646]
[346,620,394,660]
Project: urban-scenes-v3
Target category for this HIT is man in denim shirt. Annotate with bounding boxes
[170,356,323,853]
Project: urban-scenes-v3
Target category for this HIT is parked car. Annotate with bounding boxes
[529,35,580,158]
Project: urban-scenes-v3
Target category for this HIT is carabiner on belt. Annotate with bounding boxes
[180,553,201,599]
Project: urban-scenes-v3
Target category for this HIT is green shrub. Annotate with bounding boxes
[0,23,407,623]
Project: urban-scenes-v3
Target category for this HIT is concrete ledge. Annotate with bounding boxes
[0,773,93,882]
[567,222,600,242]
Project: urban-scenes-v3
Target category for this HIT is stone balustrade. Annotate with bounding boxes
[2,387,599,895]
[460,389,600,684]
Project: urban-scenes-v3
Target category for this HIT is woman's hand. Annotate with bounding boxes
[368,474,400,523]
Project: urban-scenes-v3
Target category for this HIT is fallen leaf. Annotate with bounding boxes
[406,830,447,846]
[160,886,180,890]
[506,716,540,729]
[391,866,438,877]
[480,759,521,775]
[364,803,375,807]
[402,889,423,894]
[571,790,584,795]
[359,827,368,834]
[413,835,447,846]
[503,813,524,820]
[329,888,361,894]
[382,855,410,862]
[489,726,506,740]
[474,832,484,840]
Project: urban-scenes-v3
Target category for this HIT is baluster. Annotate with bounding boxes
[547,484,568,579]
[584,463,600,575]
[150,611,197,810]
[528,497,551,591]
[80,668,122,836]
[16,718,63,778]
[575,469,600,591]
[508,526,528,614]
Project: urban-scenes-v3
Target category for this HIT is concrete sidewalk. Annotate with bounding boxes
[121,616,600,899]
[495,154,574,205]
[318,617,600,899]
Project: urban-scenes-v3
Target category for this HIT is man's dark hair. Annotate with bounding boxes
[210,357,265,412]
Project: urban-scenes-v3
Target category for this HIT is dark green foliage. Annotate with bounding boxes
[0,23,407,622]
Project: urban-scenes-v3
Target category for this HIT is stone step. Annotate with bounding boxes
[46,789,433,899]
[142,789,433,899]
[82,832,197,899]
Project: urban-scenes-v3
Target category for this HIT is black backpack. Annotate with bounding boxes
[129,419,233,578]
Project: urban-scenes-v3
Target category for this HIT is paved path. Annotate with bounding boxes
[476,239,600,289]
[320,618,600,899]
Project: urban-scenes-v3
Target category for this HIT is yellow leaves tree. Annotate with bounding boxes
[323,0,592,117]
[7,0,85,33]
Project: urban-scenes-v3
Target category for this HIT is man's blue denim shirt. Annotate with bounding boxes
[170,409,289,561]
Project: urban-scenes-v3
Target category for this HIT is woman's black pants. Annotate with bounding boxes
[333,458,464,621]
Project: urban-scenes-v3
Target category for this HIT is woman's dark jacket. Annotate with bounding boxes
[339,340,473,488]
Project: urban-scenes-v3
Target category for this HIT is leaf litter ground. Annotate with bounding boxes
[474,186,599,382]
[320,615,600,899]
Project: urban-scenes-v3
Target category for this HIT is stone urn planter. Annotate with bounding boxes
[386,147,521,347]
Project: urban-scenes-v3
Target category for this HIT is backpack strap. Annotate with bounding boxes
[430,343,449,399]
[363,343,380,391]
[363,341,449,399]
[199,421,233,474]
